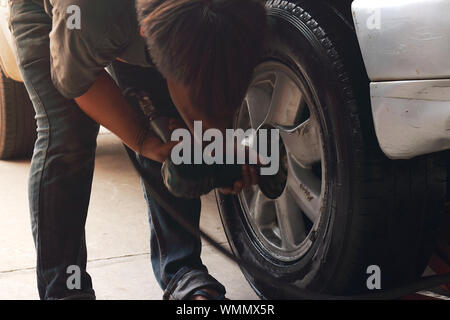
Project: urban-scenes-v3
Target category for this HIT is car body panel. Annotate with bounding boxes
[0,0,22,82]
[352,0,450,159]
[352,0,450,81]
[371,79,450,159]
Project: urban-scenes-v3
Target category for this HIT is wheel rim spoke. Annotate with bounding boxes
[245,68,307,131]
[286,158,321,223]
[250,189,274,228]
[275,191,306,250]
[266,71,306,129]
[281,118,321,168]
[245,82,272,129]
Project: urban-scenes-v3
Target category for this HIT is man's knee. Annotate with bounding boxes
[49,115,99,155]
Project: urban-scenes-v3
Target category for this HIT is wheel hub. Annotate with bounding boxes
[258,126,288,200]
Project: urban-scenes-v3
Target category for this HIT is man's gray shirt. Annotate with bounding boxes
[33,0,152,99]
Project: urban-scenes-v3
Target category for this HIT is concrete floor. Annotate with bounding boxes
[0,132,258,300]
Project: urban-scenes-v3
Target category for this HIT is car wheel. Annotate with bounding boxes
[0,68,36,159]
[216,0,448,298]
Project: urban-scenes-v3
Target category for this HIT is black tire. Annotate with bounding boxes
[0,68,36,160]
[216,0,448,298]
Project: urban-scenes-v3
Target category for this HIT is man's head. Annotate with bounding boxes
[136,0,268,123]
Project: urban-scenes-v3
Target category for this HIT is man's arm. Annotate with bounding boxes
[74,70,176,162]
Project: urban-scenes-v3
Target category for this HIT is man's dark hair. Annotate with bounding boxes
[136,0,268,120]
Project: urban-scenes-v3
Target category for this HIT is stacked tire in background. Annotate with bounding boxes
[0,68,36,159]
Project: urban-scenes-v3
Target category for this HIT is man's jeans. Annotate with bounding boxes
[9,0,225,300]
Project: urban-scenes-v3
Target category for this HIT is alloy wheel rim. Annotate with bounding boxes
[236,61,326,262]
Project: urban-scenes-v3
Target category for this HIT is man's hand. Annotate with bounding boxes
[218,165,258,195]
[140,117,185,163]
[140,136,178,163]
